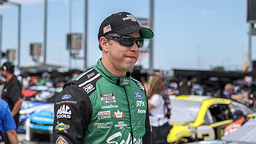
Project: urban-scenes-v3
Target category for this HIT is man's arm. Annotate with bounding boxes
[53,84,92,144]
[11,98,23,116]
[6,130,19,144]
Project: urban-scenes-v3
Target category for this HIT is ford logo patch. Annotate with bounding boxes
[61,94,71,100]
[134,92,143,99]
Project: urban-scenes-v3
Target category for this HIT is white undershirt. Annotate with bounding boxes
[149,94,168,127]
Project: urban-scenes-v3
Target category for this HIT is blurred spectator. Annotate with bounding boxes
[24,76,38,89]
[222,83,234,99]
[223,83,245,102]
[190,78,204,96]
[152,69,162,77]
[178,79,190,95]
[166,80,179,96]
[147,75,172,144]
[1,62,23,144]
[71,70,81,80]
[0,98,19,144]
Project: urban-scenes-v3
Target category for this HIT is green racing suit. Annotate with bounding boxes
[53,59,151,144]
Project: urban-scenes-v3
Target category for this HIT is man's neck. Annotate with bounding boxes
[101,58,126,77]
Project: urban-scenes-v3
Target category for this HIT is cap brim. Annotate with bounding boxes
[115,26,154,39]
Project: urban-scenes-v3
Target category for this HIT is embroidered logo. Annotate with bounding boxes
[133,92,143,99]
[113,110,125,118]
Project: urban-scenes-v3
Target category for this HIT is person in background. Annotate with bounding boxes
[24,76,38,89]
[190,78,204,96]
[0,98,19,144]
[166,80,179,96]
[53,12,153,144]
[0,62,23,144]
[147,75,172,144]
[223,83,244,102]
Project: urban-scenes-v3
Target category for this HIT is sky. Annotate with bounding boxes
[0,0,253,72]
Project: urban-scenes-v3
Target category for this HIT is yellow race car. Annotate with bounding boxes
[167,95,256,143]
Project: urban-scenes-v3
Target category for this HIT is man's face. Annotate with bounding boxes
[1,70,7,78]
[105,31,141,73]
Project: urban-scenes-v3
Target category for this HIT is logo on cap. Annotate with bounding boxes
[122,14,137,22]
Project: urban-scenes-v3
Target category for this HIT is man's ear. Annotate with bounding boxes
[99,37,109,52]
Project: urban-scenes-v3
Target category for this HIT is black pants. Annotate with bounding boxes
[152,122,172,144]
[0,131,3,143]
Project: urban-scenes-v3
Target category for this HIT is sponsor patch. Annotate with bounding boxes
[56,136,68,144]
[102,105,118,109]
[100,93,116,103]
[61,94,71,100]
[121,78,129,85]
[113,110,125,118]
[87,72,95,79]
[98,111,111,119]
[57,105,71,119]
[138,109,146,114]
[115,121,127,129]
[83,83,95,94]
[134,92,143,99]
[55,121,70,133]
[136,101,145,107]
[94,122,112,129]
[56,101,77,105]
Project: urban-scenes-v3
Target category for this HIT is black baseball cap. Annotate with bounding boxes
[98,12,154,40]
[1,62,14,73]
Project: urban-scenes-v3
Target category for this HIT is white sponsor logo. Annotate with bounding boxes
[115,121,127,129]
[102,105,118,109]
[87,72,95,79]
[136,101,145,107]
[57,105,71,119]
[83,83,95,94]
[121,79,129,85]
[107,132,142,144]
[95,122,112,129]
[138,109,146,114]
[122,14,137,22]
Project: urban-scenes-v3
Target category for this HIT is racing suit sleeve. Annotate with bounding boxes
[53,83,92,144]
[143,98,152,144]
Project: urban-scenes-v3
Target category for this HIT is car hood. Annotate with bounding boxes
[221,117,256,143]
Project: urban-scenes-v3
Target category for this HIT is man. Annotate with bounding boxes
[1,62,23,144]
[0,98,19,144]
[53,12,154,144]
[190,78,204,96]
[222,83,243,101]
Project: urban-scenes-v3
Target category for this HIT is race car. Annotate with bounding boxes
[167,95,256,143]
[24,102,54,142]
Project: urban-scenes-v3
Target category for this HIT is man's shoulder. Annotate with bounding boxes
[68,68,101,86]
[130,77,146,93]
[61,68,102,96]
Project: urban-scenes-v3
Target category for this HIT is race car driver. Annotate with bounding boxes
[53,12,154,144]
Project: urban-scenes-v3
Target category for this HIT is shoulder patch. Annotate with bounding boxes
[131,77,146,93]
[76,68,102,96]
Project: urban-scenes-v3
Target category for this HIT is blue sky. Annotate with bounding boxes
[0,0,253,72]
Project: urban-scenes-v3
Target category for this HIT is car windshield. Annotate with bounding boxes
[169,99,202,123]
